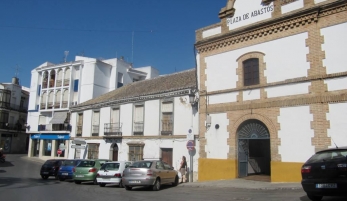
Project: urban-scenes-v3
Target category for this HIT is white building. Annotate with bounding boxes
[195,0,347,182]
[68,69,200,181]
[26,56,159,159]
[0,77,29,153]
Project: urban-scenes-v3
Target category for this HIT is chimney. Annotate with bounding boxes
[12,77,19,85]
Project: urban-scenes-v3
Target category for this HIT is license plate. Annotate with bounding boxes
[43,172,49,174]
[62,173,68,175]
[316,183,337,188]
[129,180,141,184]
[75,175,84,178]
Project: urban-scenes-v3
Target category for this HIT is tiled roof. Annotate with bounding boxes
[72,69,196,110]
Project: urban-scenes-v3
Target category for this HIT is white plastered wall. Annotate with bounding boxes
[205,113,229,159]
[205,33,309,93]
[327,103,347,148]
[266,82,311,98]
[209,92,238,104]
[144,100,159,135]
[324,77,347,91]
[281,0,304,14]
[278,106,315,162]
[321,22,347,74]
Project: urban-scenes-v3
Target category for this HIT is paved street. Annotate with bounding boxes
[0,155,346,201]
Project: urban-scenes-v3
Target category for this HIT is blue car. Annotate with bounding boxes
[57,159,82,181]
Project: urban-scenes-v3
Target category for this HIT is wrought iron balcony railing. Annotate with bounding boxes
[161,120,173,135]
[38,124,71,131]
[92,125,99,136]
[104,123,122,136]
[133,121,144,135]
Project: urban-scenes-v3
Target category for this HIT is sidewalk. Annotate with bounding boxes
[179,179,302,190]
[19,155,302,190]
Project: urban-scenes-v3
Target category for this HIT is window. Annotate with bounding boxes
[105,108,121,135]
[0,111,9,129]
[43,140,52,156]
[73,79,79,92]
[128,145,144,161]
[161,101,173,135]
[117,73,123,88]
[92,111,100,136]
[243,58,259,86]
[87,143,99,159]
[76,113,83,136]
[133,105,144,135]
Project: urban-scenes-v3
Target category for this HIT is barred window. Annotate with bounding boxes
[243,58,259,86]
[128,145,144,161]
[87,143,99,159]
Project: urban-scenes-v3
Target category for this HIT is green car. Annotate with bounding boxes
[73,159,111,184]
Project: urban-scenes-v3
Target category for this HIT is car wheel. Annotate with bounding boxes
[99,183,106,187]
[172,176,179,186]
[125,186,132,191]
[307,194,323,201]
[152,178,161,191]
[93,178,98,185]
[41,175,49,180]
[75,181,81,184]
[119,180,123,188]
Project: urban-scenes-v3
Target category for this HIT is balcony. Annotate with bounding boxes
[38,124,71,132]
[104,123,122,136]
[133,121,144,135]
[92,125,99,136]
[76,125,82,137]
[40,103,46,110]
[0,122,25,131]
[161,120,173,135]
[0,101,10,109]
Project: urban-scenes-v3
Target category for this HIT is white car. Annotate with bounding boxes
[96,161,132,187]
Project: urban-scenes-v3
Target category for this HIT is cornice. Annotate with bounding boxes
[204,92,347,114]
[196,1,347,53]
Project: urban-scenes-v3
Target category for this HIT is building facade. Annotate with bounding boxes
[0,77,29,154]
[68,69,200,181]
[195,0,347,182]
[26,56,159,159]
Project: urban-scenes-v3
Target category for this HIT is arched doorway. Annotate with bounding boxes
[112,143,119,161]
[237,119,270,178]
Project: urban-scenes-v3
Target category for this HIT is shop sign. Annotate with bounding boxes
[30,134,70,140]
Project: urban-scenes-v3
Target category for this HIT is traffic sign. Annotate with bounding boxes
[186,140,195,151]
[72,140,86,145]
[71,145,86,149]
[57,149,62,155]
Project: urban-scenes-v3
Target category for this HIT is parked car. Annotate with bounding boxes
[40,159,66,179]
[73,159,111,184]
[122,160,179,191]
[96,161,133,187]
[57,159,82,181]
[301,146,347,201]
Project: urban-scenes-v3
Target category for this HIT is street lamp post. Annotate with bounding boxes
[188,90,198,182]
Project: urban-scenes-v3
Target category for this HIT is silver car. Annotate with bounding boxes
[122,160,179,191]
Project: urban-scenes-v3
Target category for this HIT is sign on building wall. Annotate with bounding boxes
[227,2,274,30]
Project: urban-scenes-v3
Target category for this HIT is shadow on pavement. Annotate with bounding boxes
[0,161,15,167]
[0,170,6,173]
[128,184,176,192]
[0,176,61,189]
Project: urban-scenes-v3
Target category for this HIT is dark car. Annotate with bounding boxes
[301,146,347,201]
[40,159,66,179]
[57,159,82,181]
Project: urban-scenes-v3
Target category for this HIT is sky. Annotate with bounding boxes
[0,0,226,88]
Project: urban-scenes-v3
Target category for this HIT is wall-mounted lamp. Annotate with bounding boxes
[206,115,211,129]
[24,123,31,131]
[189,89,199,110]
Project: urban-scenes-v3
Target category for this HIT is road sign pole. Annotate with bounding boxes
[190,154,193,183]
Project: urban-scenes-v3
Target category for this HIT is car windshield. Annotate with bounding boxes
[306,150,347,163]
[62,160,80,166]
[129,161,152,168]
[100,163,120,171]
[77,161,95,167]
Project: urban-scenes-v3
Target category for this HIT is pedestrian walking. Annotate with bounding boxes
[179,156,187,183]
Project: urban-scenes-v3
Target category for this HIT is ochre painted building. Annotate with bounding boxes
[195,0,347,182]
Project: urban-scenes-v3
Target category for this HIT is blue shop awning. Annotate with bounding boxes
[31,134,70,140]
